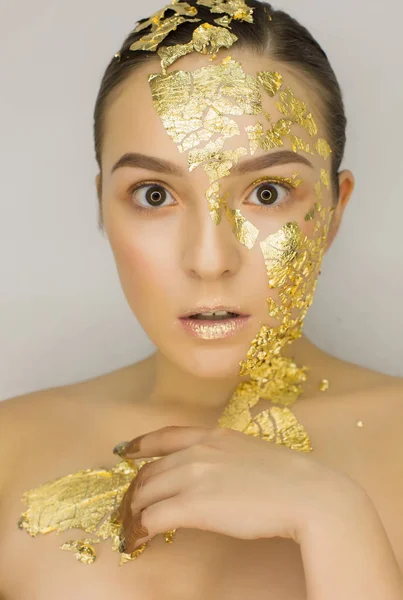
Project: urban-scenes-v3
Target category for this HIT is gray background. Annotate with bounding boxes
[1,0,402,402]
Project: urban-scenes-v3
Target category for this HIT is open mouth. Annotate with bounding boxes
[187,310,241,321]
[179,309,250,340]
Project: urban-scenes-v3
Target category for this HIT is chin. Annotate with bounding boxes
[171,343,248,380]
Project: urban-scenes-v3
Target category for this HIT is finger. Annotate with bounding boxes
[127,462,194,517]
[124,495,193,554]
[114,425,212,458]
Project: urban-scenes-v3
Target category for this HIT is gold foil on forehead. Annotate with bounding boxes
[246,118,294,154]
[158,23,238,71]
[188,140,248,222]
[188,138,246,173]
[276,87,318,138]
[315,138,332,160]
[320,168,330,189]
[245,122,264,155]
[257,71,283,97]
[149,58,261,154]
[196,0,254,23]
[130,15,201,52]
[289,135,314,156]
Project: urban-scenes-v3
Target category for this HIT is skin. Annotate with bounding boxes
[96,48,354,406]
[1,48,403,599]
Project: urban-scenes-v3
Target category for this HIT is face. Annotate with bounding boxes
[97,47,352,380]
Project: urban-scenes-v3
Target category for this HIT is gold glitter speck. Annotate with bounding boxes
[319,379,329,392]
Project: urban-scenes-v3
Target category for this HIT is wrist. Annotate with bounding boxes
[300,473,371,543]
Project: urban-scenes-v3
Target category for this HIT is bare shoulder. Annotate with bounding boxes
[0,357,152,493]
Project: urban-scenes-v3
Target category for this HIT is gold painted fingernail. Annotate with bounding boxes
[113,441,130,456]
[114,435,146,457]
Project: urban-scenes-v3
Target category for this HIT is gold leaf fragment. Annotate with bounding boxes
[197,0,254,23]
[224,204,259,249]
[315,138,332,160]
[257,71,283,97]
[319,378,329,392]
[131,16,201,52]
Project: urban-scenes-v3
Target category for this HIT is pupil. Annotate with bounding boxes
[146,186,166,206]
[259,185,278,205]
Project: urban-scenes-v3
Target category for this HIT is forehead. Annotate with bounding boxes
[102,48,326,170]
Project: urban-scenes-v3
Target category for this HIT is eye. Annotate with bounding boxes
[130,183,176,209]
[246,180,292,208]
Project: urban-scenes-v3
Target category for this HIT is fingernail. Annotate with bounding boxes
[113,435,145,457]
[125,512,149,553]
[113,441,130,456]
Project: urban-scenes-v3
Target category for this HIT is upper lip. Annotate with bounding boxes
[180,305,250,318]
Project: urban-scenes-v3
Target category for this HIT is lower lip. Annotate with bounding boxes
[179,316,250,340]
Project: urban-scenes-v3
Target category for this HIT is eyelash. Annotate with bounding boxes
[127,178,296,215]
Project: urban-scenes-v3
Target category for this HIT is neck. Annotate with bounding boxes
[144,333,318,412]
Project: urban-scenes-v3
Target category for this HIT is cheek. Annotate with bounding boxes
[106,215,178,311]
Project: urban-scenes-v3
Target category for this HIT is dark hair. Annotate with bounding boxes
[94,0,346,213]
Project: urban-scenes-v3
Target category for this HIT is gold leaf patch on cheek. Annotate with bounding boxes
[224,204,259,249]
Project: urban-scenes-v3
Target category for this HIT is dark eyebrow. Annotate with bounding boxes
[111,149,314,176]
[230,150,314,175]
[111,153,183,176]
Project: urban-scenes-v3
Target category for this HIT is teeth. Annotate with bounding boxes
[191,310,239,320]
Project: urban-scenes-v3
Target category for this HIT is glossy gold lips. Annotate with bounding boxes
[180,315,249,339]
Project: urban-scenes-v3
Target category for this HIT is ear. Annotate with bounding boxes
[326,169,355,251]
[95,173,104,232]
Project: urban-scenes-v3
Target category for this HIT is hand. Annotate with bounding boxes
[114,425,358,554]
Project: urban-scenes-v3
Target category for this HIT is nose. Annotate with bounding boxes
[180,200,242,281]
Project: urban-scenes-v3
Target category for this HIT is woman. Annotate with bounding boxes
[1,0,402,598]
